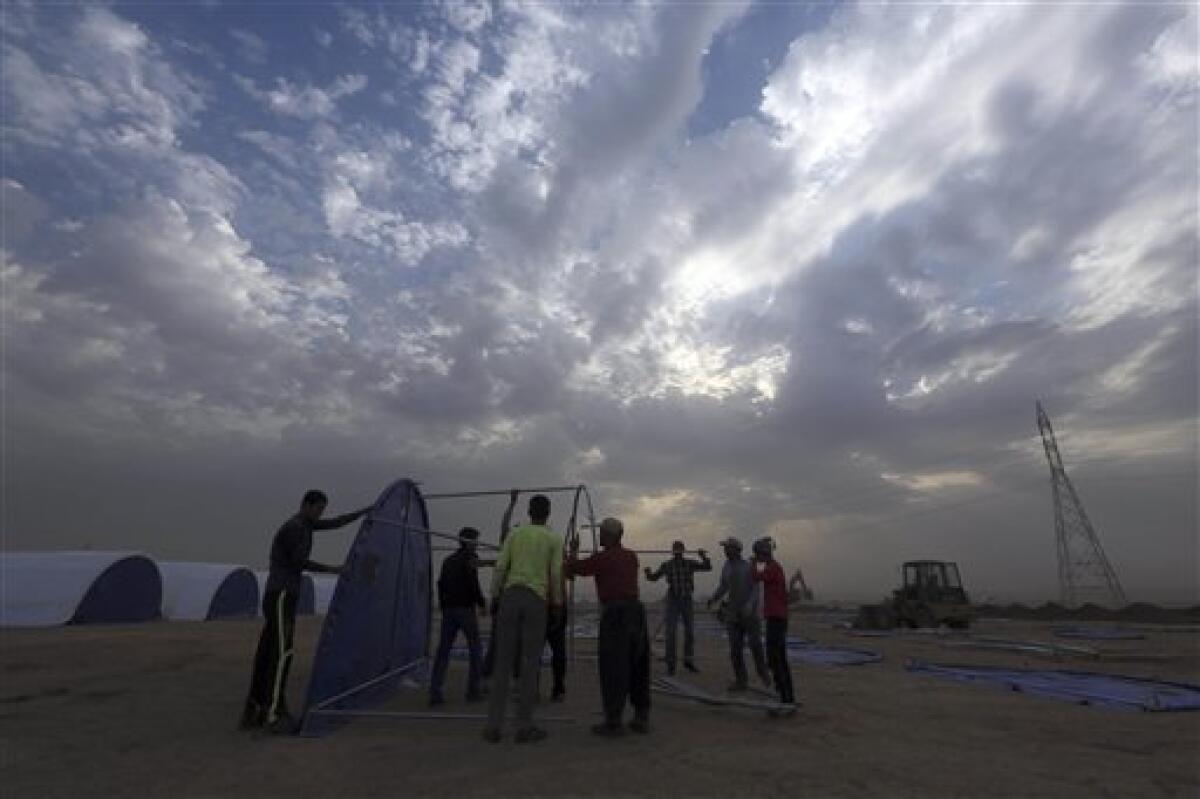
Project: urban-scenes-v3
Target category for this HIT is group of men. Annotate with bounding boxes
[239,489,797,741]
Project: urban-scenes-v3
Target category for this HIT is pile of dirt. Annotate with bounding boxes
[974,602,1200,624]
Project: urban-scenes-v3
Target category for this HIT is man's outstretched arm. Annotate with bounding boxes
[303,560,342,575]
[707,563,730,607]
[313,506,371,531]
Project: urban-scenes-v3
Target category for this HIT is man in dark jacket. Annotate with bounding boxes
[240,490,368,733]
[429,527,488,705]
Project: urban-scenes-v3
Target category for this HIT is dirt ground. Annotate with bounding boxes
[2,611,1198,798]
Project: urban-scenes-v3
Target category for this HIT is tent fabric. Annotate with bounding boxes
[1,551,162,627]
[906,660,1200,711]
[159,562,258,621]
[254,571,315,615]
[300,479,431,736]
[1054,626,1146,640]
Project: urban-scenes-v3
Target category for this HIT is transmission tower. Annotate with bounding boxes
[1035,401,1127,607]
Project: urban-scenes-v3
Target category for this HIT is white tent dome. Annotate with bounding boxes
[311,575,338,615]
[159,562,259,620]
[1,551,162,627]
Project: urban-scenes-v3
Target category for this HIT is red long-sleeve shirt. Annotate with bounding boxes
[752,559,788,619]
[567,546,640,603]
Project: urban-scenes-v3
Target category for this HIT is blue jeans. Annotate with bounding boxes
[430,607,482,699]
[663,595,695,670]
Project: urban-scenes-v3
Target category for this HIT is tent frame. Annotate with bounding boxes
[423,483,598,665]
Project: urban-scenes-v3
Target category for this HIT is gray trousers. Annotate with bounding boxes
[663,595,695,669]
[727,612,769,687]
[486,585,547,731]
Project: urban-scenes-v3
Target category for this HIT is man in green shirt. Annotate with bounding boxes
[483,494,564,744]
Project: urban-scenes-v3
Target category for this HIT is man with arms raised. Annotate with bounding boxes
[645,540,711,675]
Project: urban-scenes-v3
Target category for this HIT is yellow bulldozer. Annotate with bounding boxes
[854,560,974,630]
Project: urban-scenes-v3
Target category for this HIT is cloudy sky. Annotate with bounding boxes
[3,1,1196,603]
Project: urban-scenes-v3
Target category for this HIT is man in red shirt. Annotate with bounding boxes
[567,517,650,736]
[750,537,796,707]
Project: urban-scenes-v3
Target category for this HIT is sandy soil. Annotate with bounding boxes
[2,611,1198,798]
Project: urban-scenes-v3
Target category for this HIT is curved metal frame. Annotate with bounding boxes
[424,483,598,667]
[565,484,597,664]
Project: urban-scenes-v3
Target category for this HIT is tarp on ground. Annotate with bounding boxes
[786,637,883,666]
[0,551,162,626]
[907,660,1200,711]
[255,571,316,615]
[1054,626,1146,640]
[159,562,258,620]
[300,478,431,736]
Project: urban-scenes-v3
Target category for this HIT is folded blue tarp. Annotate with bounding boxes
[786,638,883,666]
[906,660,1200,711]
[1054,626,1146,640]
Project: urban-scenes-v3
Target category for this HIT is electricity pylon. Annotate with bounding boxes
[1036,401,1127,607]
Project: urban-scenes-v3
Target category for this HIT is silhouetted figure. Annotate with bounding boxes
[429,527,487,706]
[569,517,650,737]
[240,490,367,733]
[645,540,711,674]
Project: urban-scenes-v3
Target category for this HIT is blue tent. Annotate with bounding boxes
[300,478,431,736]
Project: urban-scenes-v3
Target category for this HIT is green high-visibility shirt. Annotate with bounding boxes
[491,524,564,605]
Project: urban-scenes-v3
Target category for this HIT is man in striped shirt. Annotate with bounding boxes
[645,541,711,675]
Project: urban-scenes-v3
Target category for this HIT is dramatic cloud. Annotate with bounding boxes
[3,2,1195,602]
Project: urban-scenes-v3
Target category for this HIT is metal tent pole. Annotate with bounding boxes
[424,485,583,500]
[369,516,502,551]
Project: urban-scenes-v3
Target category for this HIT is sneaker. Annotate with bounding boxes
[515,726,548,743]
[481,727,502,744]
[267,712,297,735]
[684,660,699,673]
[238,700,265,730]
[628,718,650,734]
[591,722,625,738]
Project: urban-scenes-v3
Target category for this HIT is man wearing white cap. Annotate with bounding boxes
[707,536,770,692]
